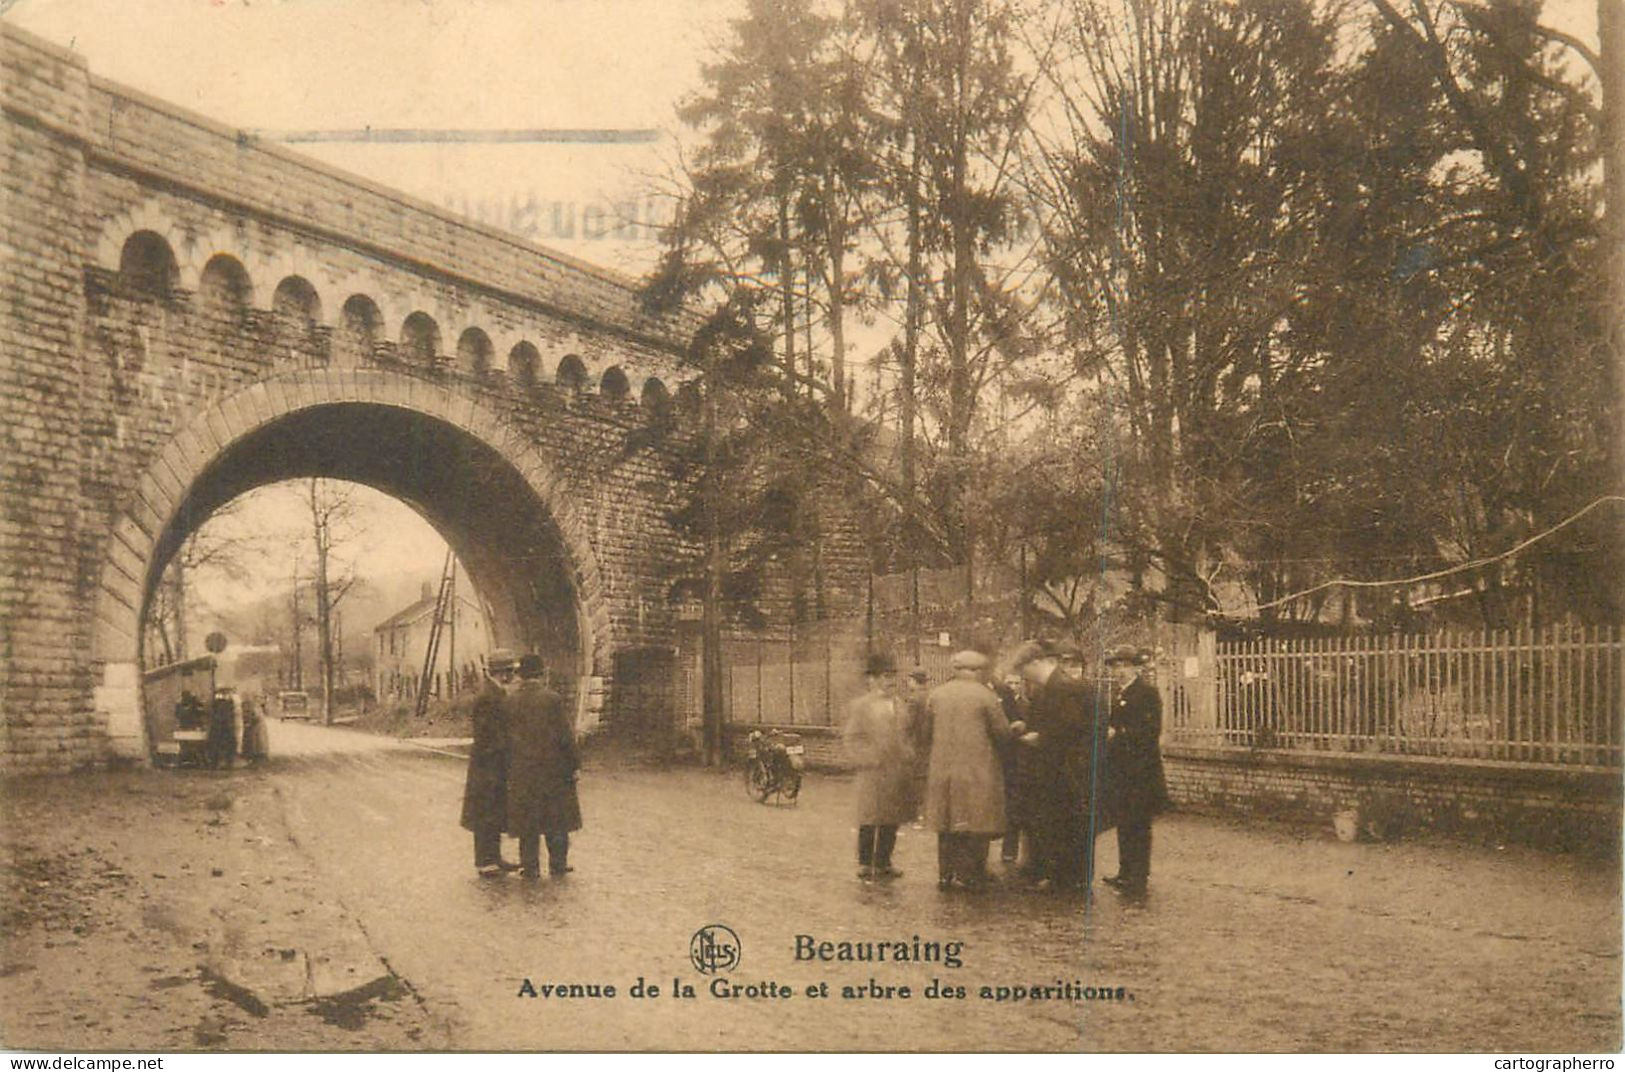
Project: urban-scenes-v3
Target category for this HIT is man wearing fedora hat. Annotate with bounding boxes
[1103,646,1169,896]
[462,648,520,876]
[843,651,914,879]
[1011,640,1107,893]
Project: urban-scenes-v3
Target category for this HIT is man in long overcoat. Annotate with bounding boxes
[903,668,932,822]
[843,651,914,879]
[461,648,518,876]
[505,653,582,878]
[1104,646,1169,896]
[922,650,1014,889]
[206,688,238,770]
[991,668,1028,866]
[1016,641,1109,892]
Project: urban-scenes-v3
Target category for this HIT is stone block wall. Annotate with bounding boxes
[1,30,107,771]
[1164,746,1622,856]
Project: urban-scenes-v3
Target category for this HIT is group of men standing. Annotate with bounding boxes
[459,649,583,879]
[174,687,267,768]
[844,640,1168,896]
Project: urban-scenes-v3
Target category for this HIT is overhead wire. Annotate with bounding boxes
[1245,495,1625,614]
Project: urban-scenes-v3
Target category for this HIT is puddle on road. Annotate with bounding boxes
[306,973,408,1030]
[148,974,191,990]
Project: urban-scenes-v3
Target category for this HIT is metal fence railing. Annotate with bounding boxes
[1166,624,1623,769]
[688,617,1623,771]
[715,626,962,728]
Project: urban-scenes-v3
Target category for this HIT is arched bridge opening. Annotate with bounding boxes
[94,372,614,758]
[144,403,587,682]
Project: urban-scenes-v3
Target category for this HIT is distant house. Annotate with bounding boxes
[373,581,495,703]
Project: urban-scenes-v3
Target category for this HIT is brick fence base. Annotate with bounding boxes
[722,723,845,770]
[1164,745,1622,857]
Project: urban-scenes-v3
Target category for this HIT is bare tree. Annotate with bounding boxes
[143,499,261,666]
[305,478,361,724]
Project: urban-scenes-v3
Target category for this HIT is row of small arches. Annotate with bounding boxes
[113,230,674,406]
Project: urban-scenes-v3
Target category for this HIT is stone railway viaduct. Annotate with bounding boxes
[1,24,863,773]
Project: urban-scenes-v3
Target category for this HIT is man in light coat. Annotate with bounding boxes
[505,654,582,878]
[922,650,1018,889]
[843,651,914,880]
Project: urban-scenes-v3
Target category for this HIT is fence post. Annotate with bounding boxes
[1200,628,1217,744]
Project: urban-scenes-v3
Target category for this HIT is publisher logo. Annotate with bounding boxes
[689,924,740,975]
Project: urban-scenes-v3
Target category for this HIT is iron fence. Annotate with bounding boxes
[1165,624,1623,768]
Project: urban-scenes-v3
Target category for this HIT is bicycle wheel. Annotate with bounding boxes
[779,768,803,804]
[745,758,772,802]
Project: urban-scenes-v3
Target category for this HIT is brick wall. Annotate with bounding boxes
[722,723,847,772]
[1165,745,1622,856]
[1,29,102,772]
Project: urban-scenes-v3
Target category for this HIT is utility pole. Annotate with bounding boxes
[448,561,457,697]
[417,551,457,719]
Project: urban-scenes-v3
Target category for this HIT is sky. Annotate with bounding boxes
[5,0,744,276]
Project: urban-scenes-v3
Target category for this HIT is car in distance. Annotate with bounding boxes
[278,690,312,720]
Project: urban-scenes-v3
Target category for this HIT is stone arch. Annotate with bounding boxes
[509,342,540,387]
[600,365,630,401]
[197,254,255,314]
[336,294,384,366]
[258,245,336,321]
[400,311,442,364]
[92,368,614,755]
[180,223,247,279]
[95,201,187,282]
[458,327,495,375]
[118,231,180,297]
[272,275,323,331]
[556,353,588,391]
[641,376,672,411]
[332,268,402,329]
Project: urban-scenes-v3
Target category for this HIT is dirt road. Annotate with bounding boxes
[3,721,1618,1052]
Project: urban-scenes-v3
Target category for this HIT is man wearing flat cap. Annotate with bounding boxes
[1103,646,1169,896]
[1012,640,1109,893]
[921,650,1018,889]
[462,648,519,876]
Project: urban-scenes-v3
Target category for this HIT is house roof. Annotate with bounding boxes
[374,595,438,633]
[372,592,486,634]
